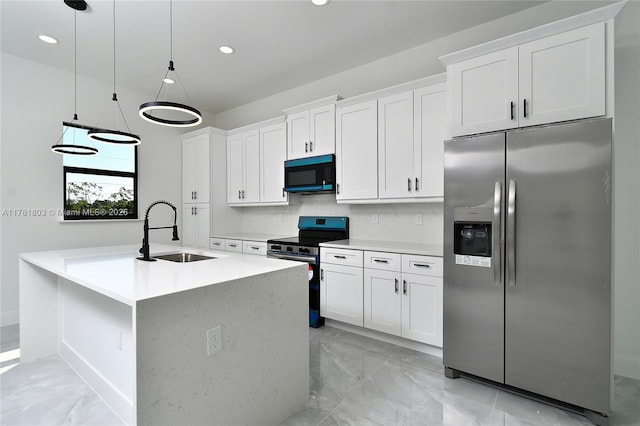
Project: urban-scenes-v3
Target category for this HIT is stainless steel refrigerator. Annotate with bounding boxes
[443,118,611,425]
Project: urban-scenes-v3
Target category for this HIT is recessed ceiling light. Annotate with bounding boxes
[163,77,175,84]
[38,34,59,44]
[219,45,235,54]
[311,0,330,6]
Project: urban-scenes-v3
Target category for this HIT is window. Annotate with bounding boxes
[62,122,138,220]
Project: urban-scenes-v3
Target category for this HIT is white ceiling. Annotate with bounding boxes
[0,0,613,116]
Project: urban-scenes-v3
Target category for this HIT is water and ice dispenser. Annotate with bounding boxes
[453,206,493,267]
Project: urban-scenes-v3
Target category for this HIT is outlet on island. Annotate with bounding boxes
[207,325,222,356]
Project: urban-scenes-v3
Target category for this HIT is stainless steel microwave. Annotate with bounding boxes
[284,154,336,193]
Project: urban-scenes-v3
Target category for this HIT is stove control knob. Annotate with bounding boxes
[299,247,310,254]
[286,247,293,252]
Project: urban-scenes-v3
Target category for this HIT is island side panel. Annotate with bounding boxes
[19,258,59,362]
[135,264,309,426]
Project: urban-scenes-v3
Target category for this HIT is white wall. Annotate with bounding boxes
[613,1,640,380]
[0,53,212,325]
[212,1,640,380]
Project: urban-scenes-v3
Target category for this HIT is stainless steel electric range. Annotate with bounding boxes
[267,216,349,328]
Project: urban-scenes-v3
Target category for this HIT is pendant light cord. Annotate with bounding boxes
[113,0,116,94]
[74,9,78,121]
[170,0,173,61]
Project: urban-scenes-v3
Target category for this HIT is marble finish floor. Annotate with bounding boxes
[1,324,639,426]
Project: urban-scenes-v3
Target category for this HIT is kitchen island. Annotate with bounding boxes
[19,244,309,425]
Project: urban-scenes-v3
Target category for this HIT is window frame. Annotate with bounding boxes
[61,122,139,221]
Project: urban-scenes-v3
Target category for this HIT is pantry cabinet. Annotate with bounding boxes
[227,130,260,205]
[335,99,378,201]
[448,22,605,136]
[259,122,288,204]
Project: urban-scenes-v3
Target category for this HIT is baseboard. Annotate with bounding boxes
[1,309,19,327]
[614,354,640,380]
[60,341,133,425]
[325,319,443,358]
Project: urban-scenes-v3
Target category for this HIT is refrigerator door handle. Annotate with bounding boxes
[493,181,502,286]
[507,179,516,286]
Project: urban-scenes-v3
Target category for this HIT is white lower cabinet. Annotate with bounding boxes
[364,268,402,335]
[401,272,443,346]
[320,249,364,327]
[332,248,443,347]
[182,205,209,249]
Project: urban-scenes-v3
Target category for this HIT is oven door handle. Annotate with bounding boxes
[267,253,318,265]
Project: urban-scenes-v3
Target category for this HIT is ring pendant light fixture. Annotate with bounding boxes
[139,0,202,127]
[87,0,140,145]
[52,1,98,156]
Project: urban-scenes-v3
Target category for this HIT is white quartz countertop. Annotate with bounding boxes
[319,239,443,257]
[20,244,304,306]
[210,232,291,242]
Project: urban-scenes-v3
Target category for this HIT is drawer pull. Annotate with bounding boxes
[229,244,237,248]
[213,242,221,246]
[413,263,431,268]
[373,259,389,264]
[334,255,347,259]
[250,246,260,250]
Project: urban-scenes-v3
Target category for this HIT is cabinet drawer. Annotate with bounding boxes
[243,241,267,256]
[320,248,363,267]
[225,239,243,253]
[209,238,226,250]
[364,251,401,272]
[401,255,443,277]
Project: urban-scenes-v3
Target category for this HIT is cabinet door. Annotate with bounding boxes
[243,130,260,203]
[182,139,197,203]
[309,104,336,156]
[414,83,447,198]
[320,263,364,326]
[335,100,378,201]
[183,134,210,203]
[259,123,288,204]
[364,269,402,335]
[401,273,443,346]
[194,205,210,248]
[226,135,244,204]
[518,22,605,127]
[194,136,210,203]
[378,91,414,199]
[182,205,197,247]
[449,47,518,136]
[287,111,310,160]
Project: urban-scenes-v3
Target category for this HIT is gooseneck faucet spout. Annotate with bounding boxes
[137,200,179,262]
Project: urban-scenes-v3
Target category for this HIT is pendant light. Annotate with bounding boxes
[87,0,140,145]
[52,1,98,156]
[139,0,202,128]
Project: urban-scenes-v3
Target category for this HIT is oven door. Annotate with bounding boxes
[267,252,324,328]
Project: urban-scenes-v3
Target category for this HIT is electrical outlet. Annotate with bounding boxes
[415,214,423,225]
[371,213,379,224]
[207,326,222,356]
[278,214,284,222]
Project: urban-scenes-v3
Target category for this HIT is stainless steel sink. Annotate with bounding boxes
[154,252,217,263]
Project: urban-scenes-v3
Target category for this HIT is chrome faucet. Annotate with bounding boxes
[137,200,179,261]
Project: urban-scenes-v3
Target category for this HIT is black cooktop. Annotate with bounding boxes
[267,216,349,248]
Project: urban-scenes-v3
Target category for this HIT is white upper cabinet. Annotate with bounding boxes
[447,22,606,137]
[182,133,210,204]
[285,96,338,160]
[378,91,414,199]
[518,23,605,127]
[259,122,288,204]
[449,47,519,137]
[414,83,447,199]
[335,99,378,201]
[226,129,259,205]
